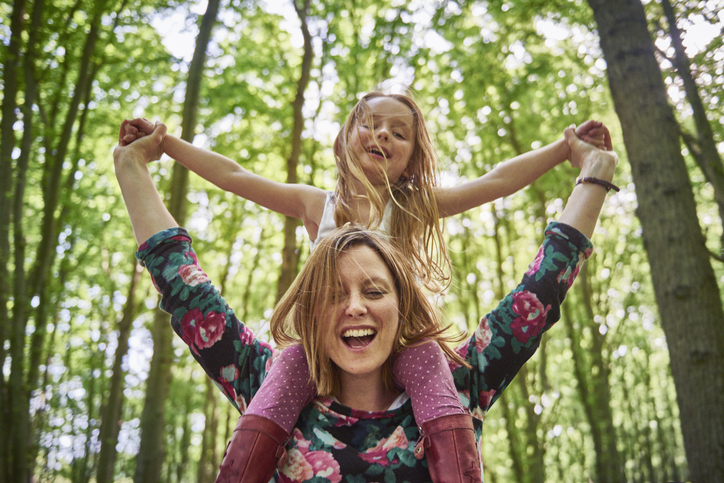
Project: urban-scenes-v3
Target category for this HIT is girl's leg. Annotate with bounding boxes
[245,344,316,432]
[392,340,466,421]
[216,345,316,483]
[393,341,482,483]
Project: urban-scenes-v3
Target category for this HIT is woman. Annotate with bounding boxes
[114,121,617,482]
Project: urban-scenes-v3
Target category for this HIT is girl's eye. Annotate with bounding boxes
[394,132,405,139]
[367,290,385,298]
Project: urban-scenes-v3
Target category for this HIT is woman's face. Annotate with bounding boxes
[322,244,400,383]
[348,96,415,186]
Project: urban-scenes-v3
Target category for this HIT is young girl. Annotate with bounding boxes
[121,91,609,483]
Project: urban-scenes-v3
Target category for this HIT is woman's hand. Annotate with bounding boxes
[119,118,159,147]
[565,124,618,180]
[114,120,167,168]
[569,121,613,167]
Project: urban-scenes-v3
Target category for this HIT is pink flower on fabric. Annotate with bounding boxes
[558,262,582,289]
[239,326,255,346]
[178,253,209,286]
[180,308,226,353]
[475,316,492,354]
[526,246,546,275]
[180,308,204,354]
[510,291,550,344]
[195,310,226,349]
[358,426,409,466]
[279,432,342,483]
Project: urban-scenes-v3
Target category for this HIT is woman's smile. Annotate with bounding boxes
[323,245,400,381]
[341,327,377,349]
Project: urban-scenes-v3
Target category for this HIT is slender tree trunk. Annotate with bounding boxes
[562,289,624,483]
[514,367,544,483]
[498,392,526,483]
[660,0,724,257]
[134,2,220,481]
[197,377,219,483]
[580,263,624,482]
[0,1,26,480]
[586,1,724,480]
[277,0,313,301]
[96,261,143,483]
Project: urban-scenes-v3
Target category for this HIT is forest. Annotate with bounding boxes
[1,0,723,482]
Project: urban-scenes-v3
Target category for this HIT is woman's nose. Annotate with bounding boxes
[345,292,367,317]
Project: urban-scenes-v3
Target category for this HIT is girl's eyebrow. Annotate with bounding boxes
[370,114,413,129]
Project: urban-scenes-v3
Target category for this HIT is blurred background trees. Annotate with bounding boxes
[1,0,722,481]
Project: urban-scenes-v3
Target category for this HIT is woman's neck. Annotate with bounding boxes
[335,371,401,412]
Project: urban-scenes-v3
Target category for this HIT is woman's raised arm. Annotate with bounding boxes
[558,125,618,238]
[113,121,178,244]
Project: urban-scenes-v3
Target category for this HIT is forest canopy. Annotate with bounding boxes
[1,0,723,482]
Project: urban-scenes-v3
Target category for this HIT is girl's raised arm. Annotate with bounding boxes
[121,118,327,237]
[435,121,611,218]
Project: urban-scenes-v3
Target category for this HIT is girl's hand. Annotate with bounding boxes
[564,124,618,181]
[119,118,157,147]
[568,121,613,168]
[114,121,167,168]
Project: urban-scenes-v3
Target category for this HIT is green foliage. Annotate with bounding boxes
[6,0,723,481]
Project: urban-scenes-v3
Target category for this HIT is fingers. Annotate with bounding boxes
[118,118,156,146]
[573,121,613,151]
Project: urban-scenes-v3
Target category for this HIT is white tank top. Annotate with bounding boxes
[309,191,393,251]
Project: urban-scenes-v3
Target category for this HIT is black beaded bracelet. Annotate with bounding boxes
[576,176,620,193]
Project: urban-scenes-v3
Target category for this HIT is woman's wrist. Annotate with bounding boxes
[578,151,617,183]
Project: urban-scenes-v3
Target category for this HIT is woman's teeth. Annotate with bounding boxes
[343,328,376,338]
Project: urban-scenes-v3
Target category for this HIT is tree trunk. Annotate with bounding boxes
[96,261,143,483]
[581,262,624,481]
[134,1,220,481]
[586,1,724,481]
[0,1,26,480]
[277,0,313,301]
[197,377,219,483]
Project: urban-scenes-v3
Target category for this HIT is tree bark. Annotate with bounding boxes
[586,1,724,481]
[277,0,313,301]
[0,1,26,480]
[133,1,220,481]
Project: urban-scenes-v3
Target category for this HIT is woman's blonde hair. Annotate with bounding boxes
[270,224,468,397]
[332,90,451,291]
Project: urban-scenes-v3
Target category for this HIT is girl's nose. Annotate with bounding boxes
[376,129,389,141]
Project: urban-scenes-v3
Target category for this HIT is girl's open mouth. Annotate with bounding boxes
[366,147,388,159]
[342,328,377,348]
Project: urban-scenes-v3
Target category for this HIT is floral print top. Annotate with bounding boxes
[136,222,593,483]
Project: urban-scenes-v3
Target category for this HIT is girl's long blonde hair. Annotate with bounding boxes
[270,225,468,397]
[332,90,451,291]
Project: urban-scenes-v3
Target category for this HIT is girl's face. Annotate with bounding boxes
[321,245,400,385]
[348,96,416,186]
